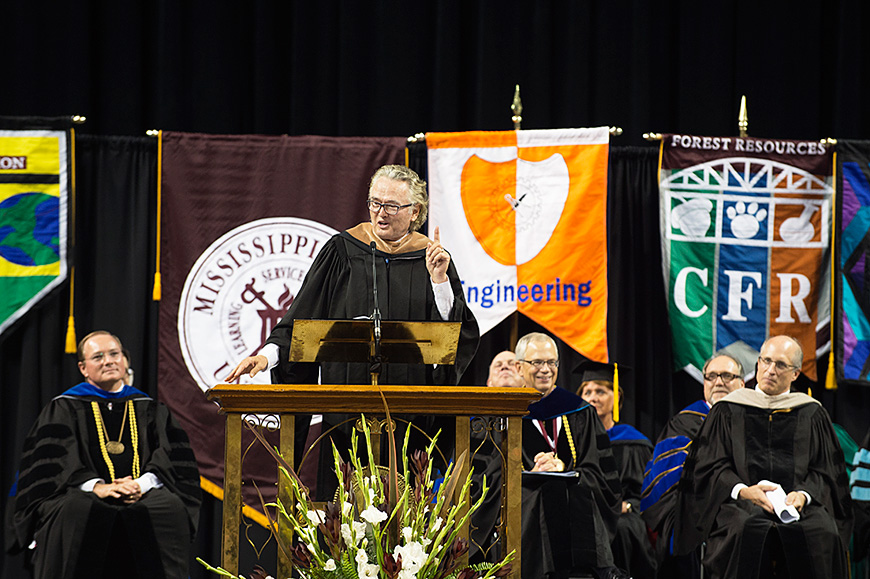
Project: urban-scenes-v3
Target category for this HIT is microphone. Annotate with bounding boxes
[370,242,382,343]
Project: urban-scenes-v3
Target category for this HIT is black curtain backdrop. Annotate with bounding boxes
[3,1,870,576]
[1,1,870,143]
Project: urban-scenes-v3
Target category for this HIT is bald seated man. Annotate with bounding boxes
[677,336,853,579]
[486,351,524,387]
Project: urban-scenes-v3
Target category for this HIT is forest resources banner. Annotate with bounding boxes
[0,129,68,336]
[660,134,833,381]
[427,127,609,362]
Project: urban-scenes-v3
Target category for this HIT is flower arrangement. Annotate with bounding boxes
[200,414,514,579]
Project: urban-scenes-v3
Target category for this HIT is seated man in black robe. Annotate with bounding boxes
[469,350,525,564]
[676,335,853,579]
[578,362,656,579]
[225,164,479,497]
[7,331,201,579]
[640,352,744,578]
[516,332,624,579]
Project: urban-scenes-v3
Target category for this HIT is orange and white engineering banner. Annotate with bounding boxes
[427,127,609,362]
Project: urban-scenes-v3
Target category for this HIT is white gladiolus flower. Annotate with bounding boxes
[402,526,413,543]
[306,509,325,525]
[358,563,379,578]
[394,541,427,575]
[431,517,443,532]
[323,559,337,571]
[355,548,369,564]
[360,506,387,524]
[342,521,367,546]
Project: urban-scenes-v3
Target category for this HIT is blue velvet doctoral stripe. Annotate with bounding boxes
[524,386,589,420]
[60,382,150,399]
[640,434,693,512]
[607,423,649,442]
[681,399,711,415]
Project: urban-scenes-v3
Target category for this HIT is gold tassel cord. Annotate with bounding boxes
[65,128,77,353]
[613,363,620,423]
[826,151,838,391]
[562,417,577,468]
[153,130,163,301]
[91,400,140,481]
[129,400,140,478]
[92,401,115,481]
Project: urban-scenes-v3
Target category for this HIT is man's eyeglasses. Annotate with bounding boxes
[758,356,799,372]
[86,350,123,364]
[367,199,413,215]
[704,372,739,383]
[519,359,559,370]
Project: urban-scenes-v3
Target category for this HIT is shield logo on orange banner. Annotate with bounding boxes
[428,127,609,362]
[461,155,570,266]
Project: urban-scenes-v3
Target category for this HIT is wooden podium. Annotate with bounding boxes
[207,383,539,577]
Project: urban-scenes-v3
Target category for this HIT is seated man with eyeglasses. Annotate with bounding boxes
[516,332,625,579]
[641,352,744,579]
[675,335,853,579]
[7,331,201,579]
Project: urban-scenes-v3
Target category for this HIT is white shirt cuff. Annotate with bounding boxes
[798,490,812,505]
[135,472,163,494]
[261,343,280,370]
[731,483,748,500]
[80,478,103,492]
[432,280,454,321]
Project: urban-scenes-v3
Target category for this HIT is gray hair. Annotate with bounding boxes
[515,332,558,361]
[702,352,744,377]
[369,164,428,232]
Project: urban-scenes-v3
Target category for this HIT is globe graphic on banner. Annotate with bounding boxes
[0,192,60,266]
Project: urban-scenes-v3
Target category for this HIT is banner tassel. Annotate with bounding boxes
[153,130,163,301]
[65,128,77,354]
[65,315,77,354]
[827,151,838,390]
[612,362,620,423]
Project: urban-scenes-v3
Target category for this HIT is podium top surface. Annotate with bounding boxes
[207,383,540,416]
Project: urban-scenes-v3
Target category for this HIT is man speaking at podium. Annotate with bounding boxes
[224,164,479,492]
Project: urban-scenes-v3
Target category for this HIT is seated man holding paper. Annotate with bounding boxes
[676,335,853,579]
[517,332,624,579]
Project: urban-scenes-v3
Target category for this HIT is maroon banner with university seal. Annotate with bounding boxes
[157,132,405,518]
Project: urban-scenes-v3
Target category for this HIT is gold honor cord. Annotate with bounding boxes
[91,400,140,480]
[562,417,578,468]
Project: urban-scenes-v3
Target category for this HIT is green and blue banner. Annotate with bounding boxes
[835,140,870,385]
[0,129,69,336]
[660,135,833,381]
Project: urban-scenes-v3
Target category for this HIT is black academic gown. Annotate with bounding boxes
[7,383,201,579]
[676,389,853,579]
[521,387,621,579]
[608,423,656,579]
[264,226,480,497]
[640,399,708,579]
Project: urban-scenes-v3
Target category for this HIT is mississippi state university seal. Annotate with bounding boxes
[178,217,338,392]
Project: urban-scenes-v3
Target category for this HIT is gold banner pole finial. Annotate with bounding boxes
[738,95,749,138]
[511,84,523,130]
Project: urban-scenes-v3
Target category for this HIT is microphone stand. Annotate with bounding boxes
[370,242,382,385]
